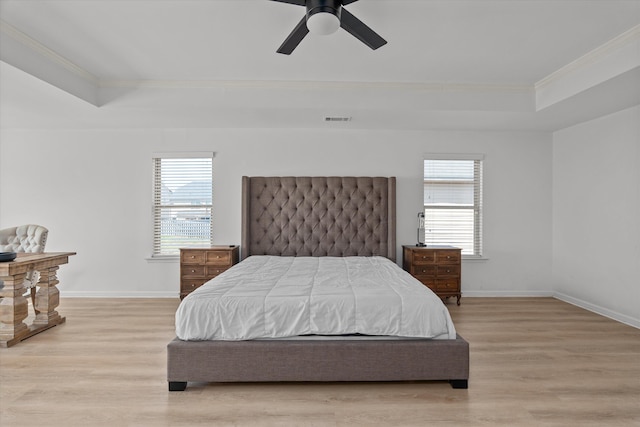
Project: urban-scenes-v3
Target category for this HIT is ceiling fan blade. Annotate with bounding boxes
[277,16,310,54]
[340,8,387,50]
[269,0,306,5]
[342,0,360,5]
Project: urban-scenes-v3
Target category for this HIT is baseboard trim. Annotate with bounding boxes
[462,290,554,297]
[61,291,177,298]
[553,292,640,329]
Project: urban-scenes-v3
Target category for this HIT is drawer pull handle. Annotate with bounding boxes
[447,256,451,259]
[190,255,196,259]
[191,269,196,273]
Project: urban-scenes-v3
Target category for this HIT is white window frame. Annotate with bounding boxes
[423,153,484,258]
[151,152,215,258]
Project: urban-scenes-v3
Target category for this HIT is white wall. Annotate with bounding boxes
[552,105,640,327]
[0,128,552,297]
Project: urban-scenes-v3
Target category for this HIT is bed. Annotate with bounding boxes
[167,176,469,391]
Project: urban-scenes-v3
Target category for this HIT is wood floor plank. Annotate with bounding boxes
[1,297,638,426]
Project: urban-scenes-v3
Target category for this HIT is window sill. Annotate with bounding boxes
[146,256,179,263]
[462,255,489,261]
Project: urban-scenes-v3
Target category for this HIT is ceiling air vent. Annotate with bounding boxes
[324,116,352,122]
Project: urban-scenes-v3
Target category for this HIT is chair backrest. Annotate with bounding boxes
[0,224,48,253]
[0,225,48,288]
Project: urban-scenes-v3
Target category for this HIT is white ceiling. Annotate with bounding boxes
[1,0,639,131]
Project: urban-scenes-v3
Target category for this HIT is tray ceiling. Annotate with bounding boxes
[1,0,639,130]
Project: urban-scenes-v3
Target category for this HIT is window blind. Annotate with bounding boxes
[152,155,213,256]
[424,156,483,257]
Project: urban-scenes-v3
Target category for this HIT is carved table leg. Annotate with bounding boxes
[34,266,62,326]
[0,272,30,344]
[30,287,39,315]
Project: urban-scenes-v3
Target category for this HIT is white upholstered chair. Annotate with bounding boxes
[0,224,49,313]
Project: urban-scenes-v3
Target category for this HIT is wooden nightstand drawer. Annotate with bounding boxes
[182,265,206,278]
[411,251,436,265]
[181,251,206,264]
[410,265,437,277]
[182,281,204,293]
[205,250,232,265]
[179,246,240,299]
[436,250,460,264]
[437,278,459,292]
[436,265,459,276]
[206,266,231,276]
[417,278,437,291]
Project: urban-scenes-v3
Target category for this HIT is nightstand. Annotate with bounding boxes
[402,245,462,305]
[179,246,240,299]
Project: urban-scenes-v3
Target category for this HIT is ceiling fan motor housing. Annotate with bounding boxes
[306,0,342,18]
[306,0,342,34]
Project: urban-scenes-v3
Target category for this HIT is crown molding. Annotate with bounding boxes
[0,20,99,85]
[99,78,532,93]
[536,24,640,90]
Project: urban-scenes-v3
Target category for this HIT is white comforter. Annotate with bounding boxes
[175,256,457,341]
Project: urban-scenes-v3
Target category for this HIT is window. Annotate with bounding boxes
[424,154,483,257]
[152,153,214,257]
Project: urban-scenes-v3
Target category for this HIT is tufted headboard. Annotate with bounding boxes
[241,176,396,261]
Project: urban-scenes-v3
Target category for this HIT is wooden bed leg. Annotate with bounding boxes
[449,379,468,389]
[168,381,187,391]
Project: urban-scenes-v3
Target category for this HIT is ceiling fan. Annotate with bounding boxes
[269,0,387,55]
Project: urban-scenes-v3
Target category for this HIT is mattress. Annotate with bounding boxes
[175,256,457,341]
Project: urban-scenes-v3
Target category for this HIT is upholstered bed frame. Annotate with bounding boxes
[167,177,469,391]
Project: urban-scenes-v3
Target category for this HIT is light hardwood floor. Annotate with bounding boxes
[1,297,638,427]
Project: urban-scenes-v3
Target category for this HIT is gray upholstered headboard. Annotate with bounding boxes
[241,176,396,261]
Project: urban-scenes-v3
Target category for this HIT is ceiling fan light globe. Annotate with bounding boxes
[307,12,340,35]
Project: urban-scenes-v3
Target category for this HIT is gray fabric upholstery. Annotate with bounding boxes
[0,224,48,288]
[167,335,469,383]
[242,177,396,261]
[0,224,48,254]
